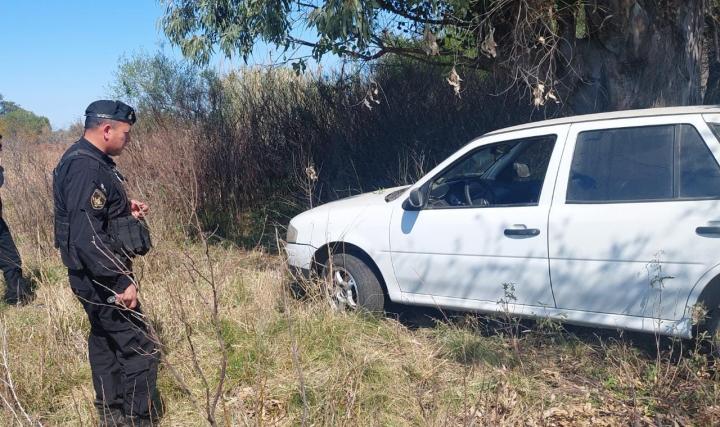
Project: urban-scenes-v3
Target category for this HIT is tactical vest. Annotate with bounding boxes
[53,149,151,270]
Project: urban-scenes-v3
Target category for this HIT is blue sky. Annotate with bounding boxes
[0,1,323,130]
[0,1,174,129]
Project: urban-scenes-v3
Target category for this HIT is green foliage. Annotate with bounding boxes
[161,0,294,64]
[0,94,21,115]
[1,109,51,136]
[0,94,51,142]
[160,0,720,114]
[113,52,217,126]
[158,0,515,66]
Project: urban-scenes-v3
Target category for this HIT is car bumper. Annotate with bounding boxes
[286,243,316,297]
[285,242,316,270]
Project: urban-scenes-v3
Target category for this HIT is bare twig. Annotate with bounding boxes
[275,229,309,426]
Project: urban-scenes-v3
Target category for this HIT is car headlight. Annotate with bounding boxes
[286,224,298,243]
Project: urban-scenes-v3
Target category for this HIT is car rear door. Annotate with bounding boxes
[548,115,720,322]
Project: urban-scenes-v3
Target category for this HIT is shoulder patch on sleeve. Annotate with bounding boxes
[90,188,107,210]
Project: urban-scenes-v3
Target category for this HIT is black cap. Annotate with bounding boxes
[84,100,136,125]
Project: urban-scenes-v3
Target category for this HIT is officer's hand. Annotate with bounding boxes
[116,284,138,310]
[131,199,149,219]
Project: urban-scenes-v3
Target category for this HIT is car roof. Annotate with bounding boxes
[485,105,720,136]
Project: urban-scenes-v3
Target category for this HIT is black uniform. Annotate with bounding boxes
[0,139,33,305]
[53,136,159,421]
[0,214,31,304]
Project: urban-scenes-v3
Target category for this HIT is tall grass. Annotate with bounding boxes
[114,53,536,245]
[1,233,718,424]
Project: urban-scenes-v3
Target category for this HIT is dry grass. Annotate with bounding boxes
[2,237,720,426]
[0,138,718,426]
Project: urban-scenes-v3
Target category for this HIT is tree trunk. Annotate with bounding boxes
[561,0,708,114]
[704,14,720,104]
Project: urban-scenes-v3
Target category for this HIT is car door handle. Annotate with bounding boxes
[504,228,540,237]
[696,226,720,236]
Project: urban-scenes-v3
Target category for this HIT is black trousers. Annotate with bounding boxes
[68,269,159,418]
[0,217,30,302]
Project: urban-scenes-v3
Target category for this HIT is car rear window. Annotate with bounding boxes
[568,125,674,202]
[678,124,720,198]
[706,122,720,142]
[567,124,720,203]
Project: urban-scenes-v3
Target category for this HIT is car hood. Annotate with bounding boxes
[289,186,408,251]
[289,185,408,239]
[313,185,409,211]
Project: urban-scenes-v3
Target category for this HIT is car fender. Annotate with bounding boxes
[684,261,720,319]
[306,203,403,302]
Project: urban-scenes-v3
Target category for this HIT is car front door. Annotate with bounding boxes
[389,125,569,308]
[549,116,720,322]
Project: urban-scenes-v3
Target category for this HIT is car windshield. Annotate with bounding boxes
[435,142,515,185]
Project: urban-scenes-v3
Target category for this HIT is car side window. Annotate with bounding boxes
[428,135,556,208]
[678,124,720,198]
[567,124,720,203]
[567,126,674,203]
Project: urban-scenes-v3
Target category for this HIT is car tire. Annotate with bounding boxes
[323,253,386,313]
[704,307,720,354]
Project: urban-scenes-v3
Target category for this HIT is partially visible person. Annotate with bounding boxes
[52,101,159,426]
[0,134,33,305]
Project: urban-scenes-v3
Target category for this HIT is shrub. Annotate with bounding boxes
[113,52,535,245]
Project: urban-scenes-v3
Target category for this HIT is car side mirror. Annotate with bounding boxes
[403,187,426,210]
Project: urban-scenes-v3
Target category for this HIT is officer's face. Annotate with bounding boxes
[105,122,131,156]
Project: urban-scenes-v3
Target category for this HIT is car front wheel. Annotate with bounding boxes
[323,253,386,313]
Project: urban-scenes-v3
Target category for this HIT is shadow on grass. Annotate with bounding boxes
[385,301,705,363]
[287,277,707,364]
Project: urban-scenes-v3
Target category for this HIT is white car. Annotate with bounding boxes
[286,106,720,340]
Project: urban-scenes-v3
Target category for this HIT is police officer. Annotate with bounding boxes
[53,100,159,426]
[0,133,33,305]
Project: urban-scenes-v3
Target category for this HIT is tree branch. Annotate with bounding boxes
[288,36,495,70]
[374,0,460,26]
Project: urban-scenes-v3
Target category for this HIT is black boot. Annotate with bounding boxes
[123,392,163,426]
[123,415,156,427]
[97,404,128,427]
[3,270,33,305]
